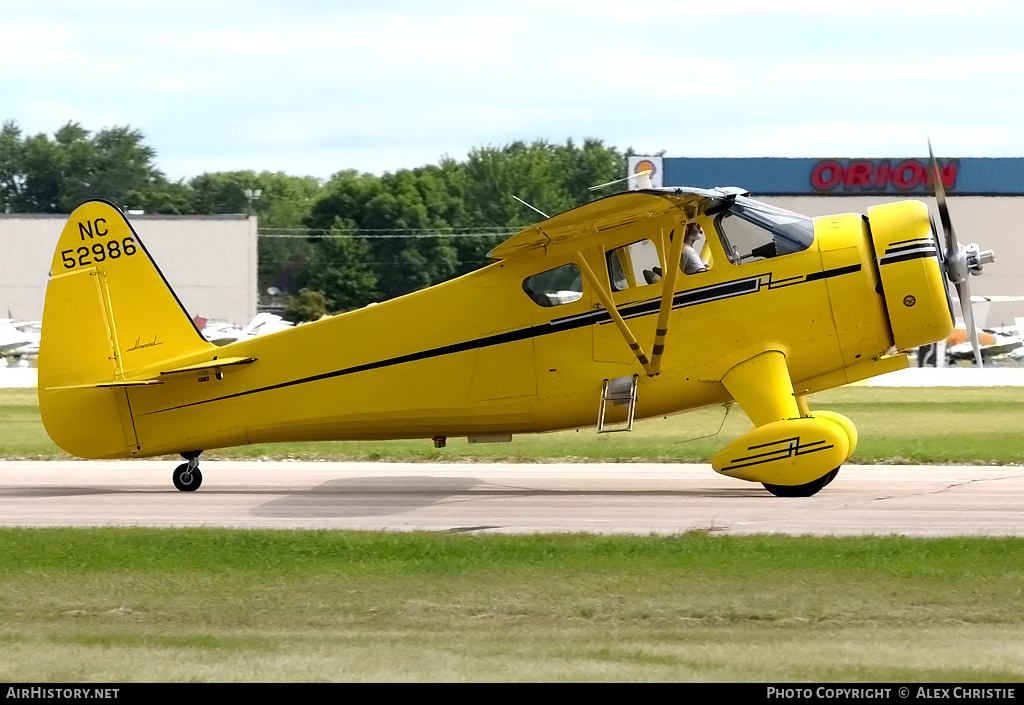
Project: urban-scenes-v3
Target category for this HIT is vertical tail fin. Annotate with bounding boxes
[38,200,215,458]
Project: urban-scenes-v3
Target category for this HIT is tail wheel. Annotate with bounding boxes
[172,463,203,492]
[762,468,838,498]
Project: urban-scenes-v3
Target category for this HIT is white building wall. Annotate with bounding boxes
[0,215,55,321]
[762,196,1024,328]
[0,213,256,326]
[0,197,1018,328]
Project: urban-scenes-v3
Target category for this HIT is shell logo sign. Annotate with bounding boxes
[627,156,663,189]
[635,159,657,176]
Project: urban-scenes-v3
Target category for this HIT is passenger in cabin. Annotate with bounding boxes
[682,222,708,274]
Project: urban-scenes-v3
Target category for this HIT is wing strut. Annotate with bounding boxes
[572,252,656,376]
[647,226,686,376]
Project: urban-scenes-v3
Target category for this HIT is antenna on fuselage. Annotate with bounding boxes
[512,195,549,219]
[589,169,654,192]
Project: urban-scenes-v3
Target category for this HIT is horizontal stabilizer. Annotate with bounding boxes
[47,379,165,391]
[159,356,256,376]
[47,356,257,390]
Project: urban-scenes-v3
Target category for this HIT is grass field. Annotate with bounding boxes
[1,529,1022,682]
[4,387,1023,682]
[4,386,1024,464]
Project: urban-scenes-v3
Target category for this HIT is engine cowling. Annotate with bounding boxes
[866,200,953,351]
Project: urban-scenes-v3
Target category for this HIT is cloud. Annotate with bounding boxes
[4,2,1024,181]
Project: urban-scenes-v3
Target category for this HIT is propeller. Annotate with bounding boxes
[928,140,995,367]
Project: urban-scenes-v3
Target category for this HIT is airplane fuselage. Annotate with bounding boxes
[38,190,952,499]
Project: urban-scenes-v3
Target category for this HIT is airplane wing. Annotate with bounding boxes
[948,340,1023,361]
[0,342,32,355]
[952,296,1024,303]
[488,187,734,260]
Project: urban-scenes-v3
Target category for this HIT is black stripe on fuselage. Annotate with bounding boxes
[613,277,763,323]
[880,249,939,266]
[888,237,933,247]
[880,237,939,266]
[142,263,862,415]
[884,240,933,255]
[805,263,862,282]
[139,313,599,415]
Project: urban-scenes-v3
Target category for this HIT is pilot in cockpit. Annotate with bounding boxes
[682,222,708,274]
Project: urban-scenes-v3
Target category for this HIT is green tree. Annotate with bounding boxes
[14,129,62,211]
[459,138,627,228]
[362,168,459,300]
[306,168,459,302]
[189,170,324,299]
[553,137,629,205]
[282,288,331,323]
[294,219,378,313]
[448,138,627,275]
[0,120,187,214]
[189,170,322,227]
[283,138,629,305]
[0,123,21,212]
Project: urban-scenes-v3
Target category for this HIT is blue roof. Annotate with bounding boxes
[662,157,1024,196]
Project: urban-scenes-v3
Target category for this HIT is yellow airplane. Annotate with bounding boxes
[36,157,993,497]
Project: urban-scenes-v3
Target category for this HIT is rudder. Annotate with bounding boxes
[38,200,215,458]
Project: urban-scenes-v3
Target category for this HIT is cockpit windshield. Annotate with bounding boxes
[713,197,815,264]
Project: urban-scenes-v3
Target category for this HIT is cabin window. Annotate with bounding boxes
[606,239,662,291]
[523,263,584,307]
[714,198,815,265]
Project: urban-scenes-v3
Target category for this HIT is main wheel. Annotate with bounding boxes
[762,468,838,497]
[172,463,203,492]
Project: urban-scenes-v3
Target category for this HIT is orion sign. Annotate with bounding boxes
[811,159,959,192]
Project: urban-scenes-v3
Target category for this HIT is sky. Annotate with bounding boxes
[2,0,1023,182]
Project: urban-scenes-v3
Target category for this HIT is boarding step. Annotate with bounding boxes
[597,374,639,433]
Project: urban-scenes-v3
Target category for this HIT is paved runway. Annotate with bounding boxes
[0,461,1022,536]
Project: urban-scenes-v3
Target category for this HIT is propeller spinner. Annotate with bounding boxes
[928,141,995,367]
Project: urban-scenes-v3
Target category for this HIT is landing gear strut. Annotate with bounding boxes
[172,451,203,492]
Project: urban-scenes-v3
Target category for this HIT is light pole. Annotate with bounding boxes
[243,188,262,216]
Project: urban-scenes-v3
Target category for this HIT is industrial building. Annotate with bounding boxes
[629,156,1024,328]
[0,213,257,326]
[3,156,1021,330]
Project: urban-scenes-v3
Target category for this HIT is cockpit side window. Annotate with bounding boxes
[606,239,662,291]
[714,198,815,265]
[523,263,584,307]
